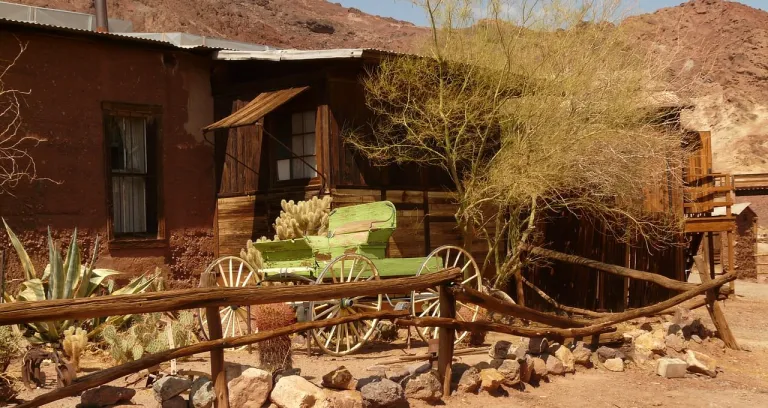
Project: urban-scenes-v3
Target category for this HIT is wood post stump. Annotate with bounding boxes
[201,271,230,408]
[693,256,739,350]
[438,284,456,398]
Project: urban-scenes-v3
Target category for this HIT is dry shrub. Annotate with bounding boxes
[252,303,296,372]
[0,326,22,372]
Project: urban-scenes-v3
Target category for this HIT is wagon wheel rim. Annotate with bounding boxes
[198,256,262,350]
[311,254,382,356]
[412,245,482,344]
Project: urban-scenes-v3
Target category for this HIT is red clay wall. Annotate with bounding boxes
[0,29,216,290]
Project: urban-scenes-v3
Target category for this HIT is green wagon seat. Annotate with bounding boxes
[324,200,398,259]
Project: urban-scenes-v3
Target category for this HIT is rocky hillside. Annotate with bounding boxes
[624,0,768,173]
[12,0,427,51]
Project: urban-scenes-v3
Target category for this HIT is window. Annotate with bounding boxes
[276,110,317,181]
[104,106,160,239]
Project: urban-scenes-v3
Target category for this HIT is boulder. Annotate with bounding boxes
[520,355,535,383]
[457,367,481,393]
[225,363,254,382]
[479,369,504,393]
[509,346,527,362]
[546,355,565,376]
[656,357,687,379]
[323,366,356,390]
[406,362,432,376]
[152,376,192,402]
[80,385,136,407]
[596,346,620,363]
[572,342,593,366]
[497,359,521,385]
[359,378,405,408]
[162,396,188,408]
[530,357,548,382]
[527,337,549,354]
[635,332,666,354]
[663,322,682,336]
[603,358,624,372]
[665,334,686,353]
[488,340,513,359]
[274,368,302,384]
[627,346,654,367]
[685,350,717,378]
[271,375,321,408]
[554,346,575,373]
[317,390,363,408]
[403,372,442,402]
[386,368,410,384]
[229,368,272,408]
[190,377,215,408]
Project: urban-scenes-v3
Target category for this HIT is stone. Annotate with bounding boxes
[403,372,442,402]
[152,376,192,402]
[190,377,215,408]
[530,357,548,382]
[635,332,666,354]
[665,334,686,353]
[271,375,321,408]
[229,367,272,408]
[488,340,513,359]
[547,342,562,355]
[510,346,527,362]
[80,385,136,407]
[639,321,654,331]
[656,358,688,379]
[554,346,575,373]
[691,334,703,344]
[685,350,717,378]
[323,366,356,390]
[489,358,504,369]
[479,369,504,393]
[546,355,565,376]
[497,359,521,385]
[224,363,254,382]
[520,355,535,383]
[663,322,682,336]
[406,362,432,376]
[274,368,302,384]
[627,346,654,367]
[317,390,363,408]
[359,378,405,408]
[457,367,481,393]
[387,368,410,383]
[572,342,593,366]
[603,358,624,372]
[596,346,619,363]
[162,396,188,408]
[527,337,549,354]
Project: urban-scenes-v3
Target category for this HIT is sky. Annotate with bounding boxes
[335,1,767,26]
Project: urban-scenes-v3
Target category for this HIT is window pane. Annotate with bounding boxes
[303,110,316,135]
[277,159,291,181]
[304,156,317,178]
[291,112,303,134]
[292,158,304,179]
[110,116,147,174]
[127,117,147,173]
[292,135,304,156]
[303,133,316,156]
[113,176,147,234]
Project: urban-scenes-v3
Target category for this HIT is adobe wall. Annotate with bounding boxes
[0,29,216,291]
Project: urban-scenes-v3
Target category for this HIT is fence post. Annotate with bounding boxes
[438,283,456,398]
[201,271,230,408]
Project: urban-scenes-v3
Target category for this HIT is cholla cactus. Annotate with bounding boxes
[62,327,88,372]
[240,240,266,271]
[273,196,332,240]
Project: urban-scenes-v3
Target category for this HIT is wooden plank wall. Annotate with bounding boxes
[214,99,262,196]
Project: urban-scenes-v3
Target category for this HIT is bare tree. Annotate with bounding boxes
[0,40,42,195]
[347,0,691,300]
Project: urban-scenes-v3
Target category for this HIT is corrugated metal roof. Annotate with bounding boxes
[213,48,413,61]
[203,87,309,131]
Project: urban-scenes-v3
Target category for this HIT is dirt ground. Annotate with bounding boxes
[10,279,768,408]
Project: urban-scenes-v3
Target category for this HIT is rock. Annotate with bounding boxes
[663,322,682,336]
[317,390,363,408]
[665,334,686,353]
[489,358,504,369]
[406,362,431,376]
[496,359,521,385]
[547,342,562,355]
[520,355,534,383]
[153,376,192,402]
[625,329,647,339]
[190,378,215,408]
[457,367,481,393]
[545,355,565,376]
[691,334,703,344]
[596,346,619,363]
[80,385,136,407]
[635,332,666,354]
[387,368,410,383]
[685,350,717,378]
[359,378,405,408]
[225,363,254,382]
[479,369,504,393]
[572,342,593,366]
[403,372,442,402]
[530,357,548,382]
[656,357,687,378]
[510,346,527,362]
[554,346,575,373]
[627,346,654,367]
[229,368,272,408]
[488,340,512,359]
[271,375,321,408]
[639,321,654,331]
[527,337,549,354]
[603,358,624,372]
[323,366,356,390]
[162,396,188,408]
[680,318,704,339]
[274,368,302,384]
[304,19,335,34]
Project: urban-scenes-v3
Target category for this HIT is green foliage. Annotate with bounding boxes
[102,312,197,365]
[2,221,158,344]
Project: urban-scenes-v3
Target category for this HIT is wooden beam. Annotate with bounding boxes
[0,268,461,326]
[438,285,455,398]
[16,310,408,408]
[451,285,591,328]
[693,256,740,350]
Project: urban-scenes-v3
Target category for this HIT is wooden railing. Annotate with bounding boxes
[683,173,734,216]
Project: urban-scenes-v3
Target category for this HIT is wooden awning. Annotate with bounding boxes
[203,86,309,131]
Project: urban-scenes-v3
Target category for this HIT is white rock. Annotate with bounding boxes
[656,358,687,378]
[685,350,717,378]
[270,375,321,408]
[316,390,363,408]
[554,346,575,373]
[635,332,666,354]
[229,368,272,408]
[603,358,624,372]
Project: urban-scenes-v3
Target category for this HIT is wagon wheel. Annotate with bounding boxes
[412,245,483,344]
[197,256,262,350]
[310,254,382,356]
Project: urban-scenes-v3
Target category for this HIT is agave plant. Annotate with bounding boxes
[2,220,157,344]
